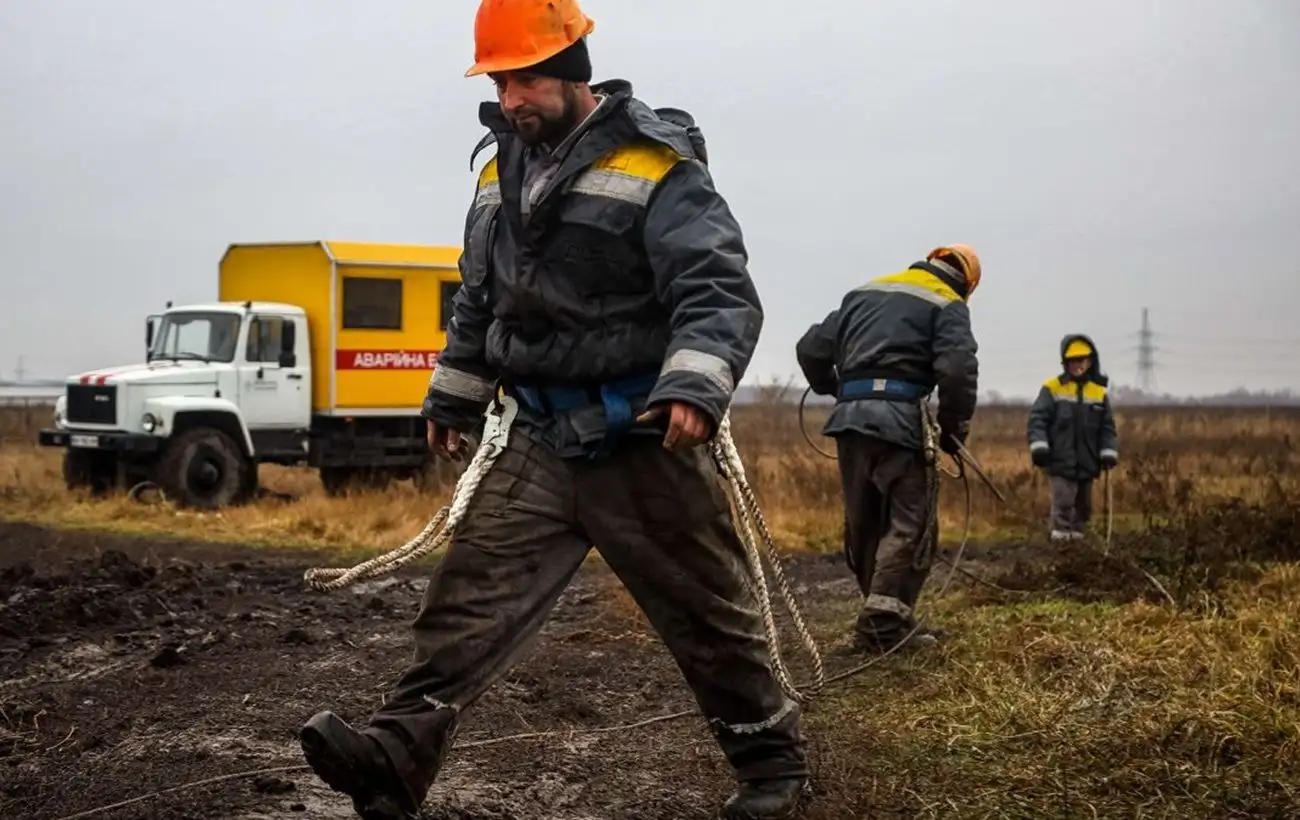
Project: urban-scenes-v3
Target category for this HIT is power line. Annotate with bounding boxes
[1136,307,1158,392]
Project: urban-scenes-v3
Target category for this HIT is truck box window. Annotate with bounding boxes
[245,316,284,363]
[343,277,403,330]
[440,281,461,331]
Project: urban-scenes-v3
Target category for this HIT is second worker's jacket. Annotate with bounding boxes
[1026,333,1119,481]
[794,260,979,451]
[421,80,763,458]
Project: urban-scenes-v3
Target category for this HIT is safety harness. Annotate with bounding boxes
[836,376,932,403]
[507,372,660,460]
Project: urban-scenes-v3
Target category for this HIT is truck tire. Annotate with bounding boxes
[155,427,251,510]
[62,449,115,495]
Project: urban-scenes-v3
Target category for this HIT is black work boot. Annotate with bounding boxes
[300,711,420,820]
[853,627,939,655]
[720,776,807,819]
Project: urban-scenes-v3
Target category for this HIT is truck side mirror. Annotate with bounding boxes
[278,321,297,368]
[145,316,157,359]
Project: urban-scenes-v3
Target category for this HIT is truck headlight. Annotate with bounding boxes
[53,408,66,429]
[142,413,159,433]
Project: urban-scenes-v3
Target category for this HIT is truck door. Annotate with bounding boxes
[239,314,311,429]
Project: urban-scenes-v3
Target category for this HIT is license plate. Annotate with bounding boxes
[70,435,100,449]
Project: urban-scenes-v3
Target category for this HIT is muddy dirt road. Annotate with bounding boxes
[0,520,1118,820]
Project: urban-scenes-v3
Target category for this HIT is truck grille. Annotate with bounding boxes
[66,384,118,425]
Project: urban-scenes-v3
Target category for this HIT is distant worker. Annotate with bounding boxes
[1026,334,1119,541]
[297,1,808,819]
[795,246,981,654]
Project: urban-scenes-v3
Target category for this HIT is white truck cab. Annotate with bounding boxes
[42,301,313,507]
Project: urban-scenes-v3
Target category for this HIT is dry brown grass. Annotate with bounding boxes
[805,566,1300,817]
[4,401,1300,815]
[2,402,1298,555]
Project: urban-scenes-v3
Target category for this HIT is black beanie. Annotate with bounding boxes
[524,37,592,83]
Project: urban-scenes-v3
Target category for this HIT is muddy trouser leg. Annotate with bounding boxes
[857,440,932,644]
[364,433,590,804]
[1074,479,1094,534]
[1049,476,1078,534]
[578,438,808,783]
[837,433,885,602]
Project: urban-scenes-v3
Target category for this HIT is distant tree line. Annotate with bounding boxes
[734,378,1300,408]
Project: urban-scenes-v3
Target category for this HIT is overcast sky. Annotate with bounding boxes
[3,0,1298,398]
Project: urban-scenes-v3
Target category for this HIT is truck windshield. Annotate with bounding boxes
[149,312,242,363]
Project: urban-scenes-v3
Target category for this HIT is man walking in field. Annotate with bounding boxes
[298,1,809,818]
[795,246,981,653]
[1026,334,1119,541]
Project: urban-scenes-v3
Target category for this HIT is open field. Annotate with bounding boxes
[4,402,1298,551]
[2,402,1300,818]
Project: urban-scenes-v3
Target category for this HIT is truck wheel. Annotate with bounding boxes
[155,427,251,510]
[62,449,115,495]
[319,467,351,497]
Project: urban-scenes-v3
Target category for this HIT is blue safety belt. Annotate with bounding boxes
[837,378,931,402]
[511,372,660,460]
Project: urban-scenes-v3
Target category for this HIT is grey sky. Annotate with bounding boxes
[3,0,1298,398]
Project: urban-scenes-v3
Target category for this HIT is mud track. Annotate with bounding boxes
[0,521,1098,819]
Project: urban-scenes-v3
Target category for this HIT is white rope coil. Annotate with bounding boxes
[709,412,825,704]
[301,398,518,592]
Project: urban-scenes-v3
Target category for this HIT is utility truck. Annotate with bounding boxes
[39,240,469,508]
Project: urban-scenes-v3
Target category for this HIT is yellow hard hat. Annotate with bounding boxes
[1064,339,1093,359]
[927,244,981,299]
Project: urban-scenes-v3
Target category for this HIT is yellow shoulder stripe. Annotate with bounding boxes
[592,142,683,183]
[477,155,499,188]
[1081,381,1108,402]
[1046,377,1108,403]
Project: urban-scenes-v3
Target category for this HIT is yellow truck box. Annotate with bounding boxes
[218,240,462,414]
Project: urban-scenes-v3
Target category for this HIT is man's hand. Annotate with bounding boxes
[939,432,963,456]
[636,401,711,451]
[939,419,968,457]
[1031,446,1052,468]
[1100,451,1118,471]
[426,419,465,461]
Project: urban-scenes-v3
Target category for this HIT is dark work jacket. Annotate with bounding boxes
[1026,333,1119,480]
[794,261,979,451]
[421,80,762,457]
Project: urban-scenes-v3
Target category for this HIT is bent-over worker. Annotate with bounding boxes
[298,1,808,818]
[795,246,981,653]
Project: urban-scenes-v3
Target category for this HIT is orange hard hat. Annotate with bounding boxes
[927,244,982,299]
[465,0,595,78]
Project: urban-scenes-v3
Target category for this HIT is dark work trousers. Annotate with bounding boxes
[1050,476,1094,534]
[362,430,808,805]
[835,432,937,645]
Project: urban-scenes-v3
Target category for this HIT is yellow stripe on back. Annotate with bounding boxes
[855,268,961,307]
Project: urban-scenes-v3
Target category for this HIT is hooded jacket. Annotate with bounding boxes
[794,260,979,451]
[421,80,761,457]
[1026,333,1119,480]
